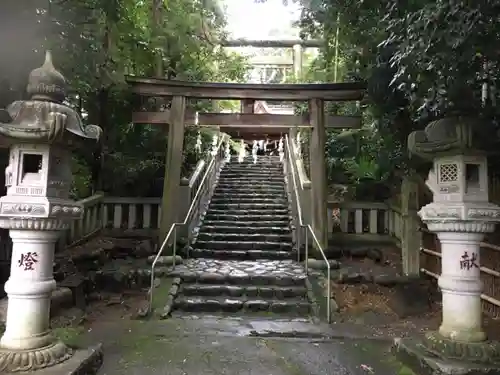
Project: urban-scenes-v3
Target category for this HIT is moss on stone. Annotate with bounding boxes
[150,278,174,311]
[261,339,306,375]
[108,322,197,366]
[376,343,417,375]
[53,326,86,348]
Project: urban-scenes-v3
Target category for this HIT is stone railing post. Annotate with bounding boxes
[177,177,191,239]
[401,176,421,276]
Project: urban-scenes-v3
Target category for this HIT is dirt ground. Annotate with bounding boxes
[49,244,500,341]
[330,246,500,339]
[332,275,442,338]
[51,290,148,331]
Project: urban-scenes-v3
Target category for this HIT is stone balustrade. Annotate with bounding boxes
[327,201,404,244]
[102,197,162,230]
[329,199,500,317]
[55,158,208,248]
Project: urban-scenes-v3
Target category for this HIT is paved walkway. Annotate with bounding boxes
[74,316,415,375]
[169,259,306,278]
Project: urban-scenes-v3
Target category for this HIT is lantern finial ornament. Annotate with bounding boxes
[26,50,67,103]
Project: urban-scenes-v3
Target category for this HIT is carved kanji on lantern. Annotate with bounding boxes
[18,252,38,271]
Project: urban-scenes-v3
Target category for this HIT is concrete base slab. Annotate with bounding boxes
[394,337,500,375]
[16,344,103,375]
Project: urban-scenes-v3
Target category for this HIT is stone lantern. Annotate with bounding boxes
[0,51,102,373]
[398,117,500,373]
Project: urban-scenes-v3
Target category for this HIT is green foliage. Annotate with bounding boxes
[0,0,247,198]
[291,0,500,197]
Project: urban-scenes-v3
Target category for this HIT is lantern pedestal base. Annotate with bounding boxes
[0,343,103,374]
[0,339,72,373]
[394,334,500,375]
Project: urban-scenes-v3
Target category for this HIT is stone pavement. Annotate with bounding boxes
[169,259,306,278]
[168,259,312,317]
[73,316,415,375]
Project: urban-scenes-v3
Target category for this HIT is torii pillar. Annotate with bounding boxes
[289,44,303,142]
[159,96,186,243]
[308,98,328,250]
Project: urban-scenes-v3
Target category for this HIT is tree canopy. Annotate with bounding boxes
[3,0,499,201]
[293,0,500,199]
[0,0,247,198]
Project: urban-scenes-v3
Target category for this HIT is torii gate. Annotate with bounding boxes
[227,38,319,141]
[127,39,365,250]
[128,77,365,250]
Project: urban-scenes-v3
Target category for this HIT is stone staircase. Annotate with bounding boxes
[192,156,295,261]
[170,156,311,317]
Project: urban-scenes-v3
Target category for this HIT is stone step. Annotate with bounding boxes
[211,192,287,199]
[215,185,286,190]
[194,240,293,251]
[172,296,311,315]
[199,225,291,234]
[217,182,284,187]
[210,198,287,204]
[222,167,283,173]
[217,178,285,185]
[188,248,295,260]
[220,174,284,181]
[208,203,288,210]
[169,260,306,286]
[219,174,284,179]
[214,187,285,194]
[197,233,292,243]
[203,213,290,221]
[206,209,289,216]
[227,158,281,163]
[229,154,281,165]
[225,159,281,164]
[228,155,281,159]
[210,198,288,205]
[215,185,285,191]
[219,176,285,183]
[221,167,283,172]
[213,191,286,197]
[224,164,282,169]
[201,220,290,228]
[181,283,307,299]
[225,160,282,165]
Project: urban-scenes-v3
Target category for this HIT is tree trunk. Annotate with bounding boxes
[92,88,109,193]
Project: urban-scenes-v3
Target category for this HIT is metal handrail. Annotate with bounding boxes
[284,134,331,323]
[148,135,227,312]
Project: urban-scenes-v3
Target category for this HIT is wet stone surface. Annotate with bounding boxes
[73,317,414,375]
[170,259,306,279]
[188,248,296,261]
[169,260,310,317]
[173,296,311,315]
[169,157,311,317]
